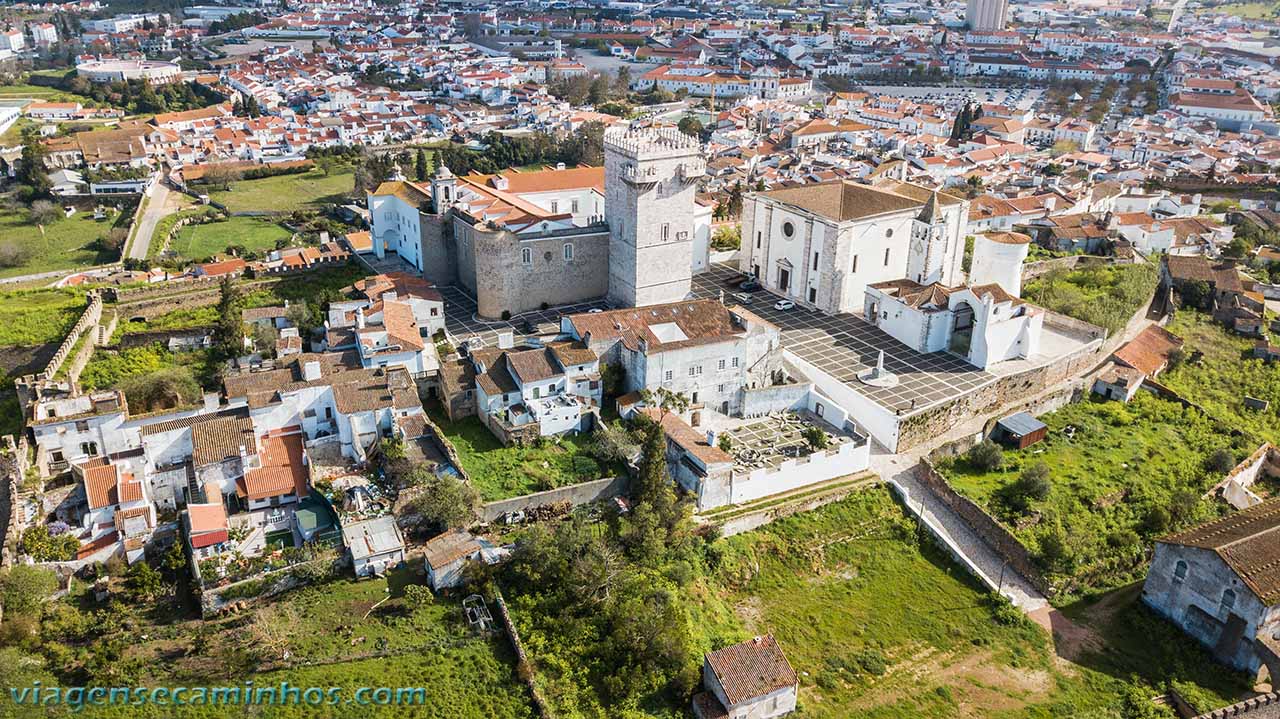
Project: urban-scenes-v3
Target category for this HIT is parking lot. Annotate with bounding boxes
[440,286,612,348]
[690,264,996,414]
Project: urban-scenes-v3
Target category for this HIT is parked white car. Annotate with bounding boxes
[774,300,795,311]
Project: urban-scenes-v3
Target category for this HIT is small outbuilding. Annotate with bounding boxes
[992,411,1047,449]
[423,529,505,591]
[342,516,405,578]
[693,634,799,719]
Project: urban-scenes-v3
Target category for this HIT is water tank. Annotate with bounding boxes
[969,232,1031,297]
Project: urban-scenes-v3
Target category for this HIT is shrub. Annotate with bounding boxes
[1205,448,1235,474]
[1004,462,1051,513]
[853,647,888,676]
[403,584,433,608]
[966,441,1005,472]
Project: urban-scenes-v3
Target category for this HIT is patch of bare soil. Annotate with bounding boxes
[851,643,1053,714]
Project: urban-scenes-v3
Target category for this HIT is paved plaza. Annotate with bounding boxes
[439,262,1093,417]
[690,264,996,414]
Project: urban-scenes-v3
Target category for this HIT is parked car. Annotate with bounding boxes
[732,292,753,304]
[774,300,795,311]
[740,279,761,291]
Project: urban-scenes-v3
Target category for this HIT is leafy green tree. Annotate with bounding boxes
[415,148,429,181]
[0,565,56,616]
[20,524,79,562]
[677,115,704,139]
[126,561,163,600]
[405,468,480,534]
[215,275,244,356]
[17,129,51,200]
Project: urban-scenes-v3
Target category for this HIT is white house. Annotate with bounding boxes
[469,342,603,440]
[342,515,405,577]
[423,529,503,591]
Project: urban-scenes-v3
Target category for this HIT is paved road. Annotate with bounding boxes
[128,182,175,261]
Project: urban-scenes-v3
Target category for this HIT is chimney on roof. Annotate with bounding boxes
[304,360,321,382]
[492,174,509,191]
[498,330,514,349]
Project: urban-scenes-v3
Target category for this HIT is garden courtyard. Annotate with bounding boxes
[425,404,626,502]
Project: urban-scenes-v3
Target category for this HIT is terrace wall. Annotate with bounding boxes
[479,475,630,523]
[915,460,1051,596]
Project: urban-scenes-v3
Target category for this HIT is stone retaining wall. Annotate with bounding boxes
[916,460,1051,596]
[1022,254,1112,282]
[37,292,102,382]
[0,435,29,568]
[495,592,554,719]
[479,476,629,523]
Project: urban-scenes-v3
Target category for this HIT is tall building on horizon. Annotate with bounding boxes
[966,0,1009,31]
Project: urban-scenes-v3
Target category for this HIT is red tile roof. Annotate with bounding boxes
[705,635,798,706]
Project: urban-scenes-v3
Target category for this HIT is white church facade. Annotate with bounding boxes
[739,180,969,314]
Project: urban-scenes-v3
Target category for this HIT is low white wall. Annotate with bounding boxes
[728,439,870,505]
[786,349,900,450]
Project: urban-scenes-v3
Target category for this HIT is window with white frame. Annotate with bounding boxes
[563,243,574,261]
[521,247,532,265]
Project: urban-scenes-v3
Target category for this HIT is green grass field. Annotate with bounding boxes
[207,169,355,214]
[0,209,124,279]
[703,489,1248,718]
[1196,1,1279,19]
[0,287,87,347]
[938,394,1235,599]
[1162,310,1280,444]
[426,405,622,501]
[171,216,292,261]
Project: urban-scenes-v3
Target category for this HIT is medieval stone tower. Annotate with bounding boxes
[604,125,704,308]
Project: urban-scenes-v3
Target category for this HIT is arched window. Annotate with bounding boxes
[521,247,532,265]
[1222,589,1236,612]
[1173,560,1188,583]
[563,243,574,261]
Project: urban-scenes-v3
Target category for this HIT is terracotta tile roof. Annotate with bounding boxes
[643,408,732,467]
[353,272,442,303]
[505,347,561,384]
[475,355,519,396]
[380,300,425,351]
[423,528,482,570]
[238,433,308,501]
[1113,326,1183,376]
[463,165,603,194]
[568,299,769,354]
[82,461,120,510]
[371,179,432,206]
[760,179,959,222]
[191,415,255,467]
[1161,497,1280,604]
[705,635,798,706]
[547,340,598,368]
